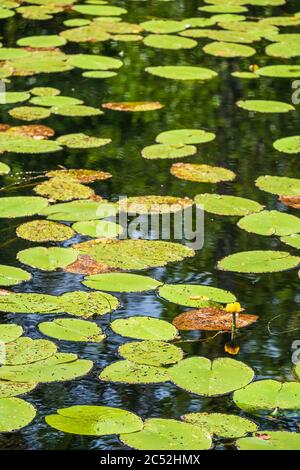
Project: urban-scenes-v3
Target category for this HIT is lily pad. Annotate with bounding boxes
[256,175,300,196]
[0,265,31,286]
[3,337,57,366]
[1,91,30,104]
[58,291,119,318]
[0,134,60,153]
[0,162,10,175]
[72,220,122,238]
[238,210,300,236]
[119,195,193,214]
[142,144,197,160]
[34,176,94,202]
[111,316,178,341]
[0,381,36,399]
[30,87,63,97]
[183,412,257,438]
[237,100,295,113]
[99,360,169,384]
[140,20,186,34]
[120,418,212,450]
[0,196,48,218]
[17,35,67,48]
[257,65,300,78]
[9,106,51,121]
[46,169,111,183]
[16,220,75,242]
[83,273,162,292]
[195,194,264,216]
[266,41,300,58]
[30,96,83,107]
[51,105,102,117]
[119,341,183,367]
[56,133,111,148]
[273,135,300,154]
[67,54,122,70]
[146,66,218,81]
[280,234,300,249]
[156,129,216,145]
[0,293,64,314]
[218,250,300,273]
[38,318,105,342]
[158,284,236,307]
[102,102,163,112]
[41,200,116,222]
[172,308,258,331]
[46,405,142,436]
[17,247,78,271]
[203,41,256,58]
[169,357,254,397]
[0,324,23,343]
[72,5,127,16]
[0,398,36,432]
[236,431,300,451]
[171,163,236,183]
[82,71,117,79]
[143,34,197,50]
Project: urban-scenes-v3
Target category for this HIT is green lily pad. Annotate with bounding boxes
[51,105,102,117]
[218,250,300,273]
[256,175,300,196]
[83,273,162,293]
[199,5,248,13]
[195,194,264,216]
[0,134,60,153]
[9,106,51,121]
[0,293,64,314]
[169,357,254,397]
[67,54,122,70]
[182,412,257,438]
[58,291,119,318]
[4,337,57,366]
[30,95,83,107]
[182,17,216,28]
[203,41,256,58]
[111,316,178,341]
[38,318,105,342]
[99,360,169,384]
[238,210,300,236]
[141,20,186,34]
[34,176,94,202]
[0,265,31,286]
[260,16,300,26]
[266,41,300,58]
[41,200,116,222]
[231,71,259,79]
[236,431,300,450]
[0,196,48,218]
[118,195,193,214]
[46,169,112,183]
[118,341,183,366]
[273,135,300,154]
[0,324,23,343]
[17,247,78,271]
[0,398,36,432]
[158,284,236,307]
[171,163,236,183]
[0,381,36,399]
[73,239,195,270]
[120,418,212,450]
[72,220,122,238]
[82,71,117,79]
[63,18,91,27]
[146,66,218,81]
[280,234,300,249]
[72,5,127,16]
[103,101,164,112]
[60,24,110,43]
[0,6,14,18]
[233,379,300,413]
[0,353,93,383]
[141,144,197,160]
[1,91,30,104]
[143,34,197,50]
[0,48,29,60]
[0,162,10,175]
[237,100,295,113]
[156,129,216,145]
[16,220,75,242]
[17,35,67,48]
[257,65,300,78]
[56,133,111,148]
[46,405,142,436]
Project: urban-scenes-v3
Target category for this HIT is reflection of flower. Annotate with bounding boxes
[224,341,240,356]
[225,302,242,313]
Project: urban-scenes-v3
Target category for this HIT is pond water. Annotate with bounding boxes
[0,0,300,451]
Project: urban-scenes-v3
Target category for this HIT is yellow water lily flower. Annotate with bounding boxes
[225,302,242,313]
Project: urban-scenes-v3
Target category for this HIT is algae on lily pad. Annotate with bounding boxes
[183,412,257,438]
[99,360,169,384]
[102,102,163,112]
[16,220,75,242]
[169,357,254,397]
[156,129,216,145]
[58,291,119,318]
[83,273,162,292]
[218,250,300,273]
[0,265,31,286]
[237,210,300,236]
[3,337,57,366]
[120,418,212,450]
[0,324,23,344]
[34,176,94,202]
[195,194,264,216]
[236,431,300,451]
[158,284,236,307]
[118,341,183,367]
[237,100,295,113]
[0,381,36,399]
[0,398,36,432]
[46,169,111,183]
[273,135,300,154]
[56,133,111,148]
[142,144,197,160]
[0,196,48,218]
[46,405,142,436]
[17,247,78,271]
[171,163,236,183]
[119,195,193,214]
[111,316,178,341]
[146,66,218,81]
[9,106,51,121]
[38,318,105,342]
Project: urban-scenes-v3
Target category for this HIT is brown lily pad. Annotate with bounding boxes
[279,195,300,209]
[6,125,55,140]
[64,255,118,275]
[172,307,258,331]
[170,163,236,183]
[46,169,112,183]
[102,101,164,112]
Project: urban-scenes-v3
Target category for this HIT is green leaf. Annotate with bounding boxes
[256,175,300,195]
[17,35,66,48]
[99,360,169,384]
[236,431,300,450]
[111,317,178,341]
[41,200,116,222]
[9,106,52,121]
[237,99,295,113]
[56,133,111,148]
[280,234,300,249]
[82,71,117,79]
[146,66,218,81]
[4,337,57,366]
[0,264,31,286]
[72,220,123,238]
[273,135,300,153]
[0,324,23,343]
[17,247,78,271]
[140,20,186,34]
[0,162,10,175]
[171,163,236,183]
[16,220,75,242]
[141,143,197,160]
[218,250,300,273]
[156,129,216,145]
[237,210,300,236]
[195,193,264,216]
[30,95,82,107]
[143,34,197,50]
[51,104,102,117]
[169,357,254,397]
[83,273,162,292]
[72,5,127,16]
[119,195,193,214]
[67,54,123,70]
[46,405,142,436]
[30,87,60,97]
[38,318,105,342]
[203,41,256,58]
[34,176,94,202]
[120,418,212,450]
[0,381,36,399]
[182,412,257,438]
[118,341,183,366]
[0,134,61,154]
[257,65,300,78]
[58,291,119,318]
[1,91,30,104]
[0,398,36,432]
[0,196,48,218]
[158,284,236,307]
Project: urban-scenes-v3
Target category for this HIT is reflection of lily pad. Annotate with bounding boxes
[119,341,183,366]
[171,163,236,182]
[159,284,235,307]
[111,316,178,341]
[256,175,300,195]
[183,412,257,438]
[38,318,105,342]
[16,220,75,242]
[236,431,300,451]
[156,129,216,145]
[17,247,78,271]
[195,194,264,216]
[146,66,218,81]
[0,265,31,286]
[99,360,169,384]
[142,144,197,160]
[0,196,48,218]
[83,273,162,292]
[218,250,300,273]
[0,398,36,432]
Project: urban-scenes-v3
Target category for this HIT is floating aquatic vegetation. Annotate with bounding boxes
[169,357,254,397]
[67,54,122,70]
[56,133,111,148]
[280,195,300,209]
[0,264,31,286]
[0,162,10,174]
[0,293,64,314]
[111,317,178,341]
[30,95,83,107]
[5,124,55,139]
[265,41,300,59]
[17,247,78,271]
[140,20,186,34]
[182,413,257,439]
[231,71,259,79]
[182,17,216,28]
[72,5,127,17]
[280,234,300,249]
[73,239,195,270]
[34,176,94,202]
[158,284,236,307]
[143,34,197,50]
[156,129,216,145]
[64,255,118,275]
[72,220,123,238]
[0,196,48,218]
[99,360,169,384]
[0,6,14,18]
[172,308,258,331]
[146,66,218,81]
[236,431,300,451]
[83,273,162,292]
[237,100,295,113]
[9,106,51,121]
[0,381,36,399]
[255,175,300,195]
[38,318,105,342]
[273,135,300,154]
[41,200,116,222]
[257,65,300,78]
[0,398,36,432]
[0,353,93,383]
[203,41,256,58]
[180,28,216,38]
[118,195,193,214]
[194,194,264,216]
[238,210,300,236]
[118,341,183,367]
[3,337,57,366]
[46,169,112,183]
[82,71,117,79]
[4,51,72,76]
[1,91,30,104]
[102,102,164,112]
[58,291,119,318]
[171,163,236,183]
[51,104,102,117]
[0,324,23,344]
[120,418,212,450]
[63,19,91,27]
[16,5,61,21]
[60,24,110,43]
[94,20,143,34]
[0,48,30,61]
[141,144,197,160]
[0,134,61,153]
[218,250,300,273]
[16,220,75,242]
[17,35,67,48]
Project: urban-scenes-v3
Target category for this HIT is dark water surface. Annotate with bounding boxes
[0,0,300,450]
